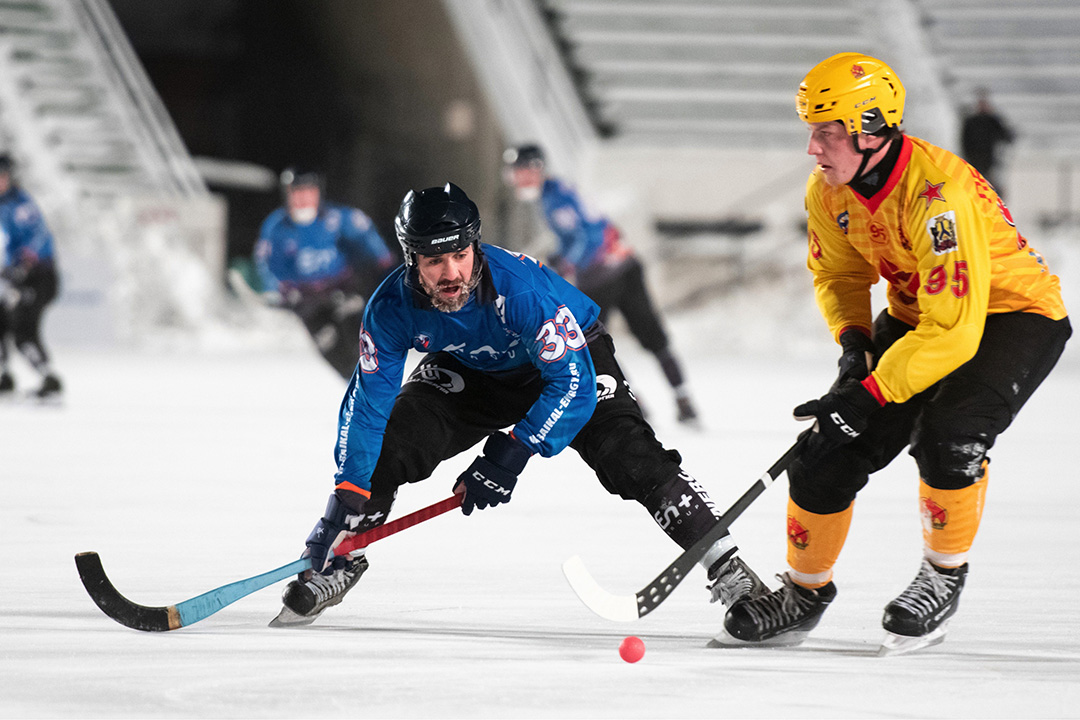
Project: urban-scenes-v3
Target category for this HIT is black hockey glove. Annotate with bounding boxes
[834,328,875,388]
[456,432,533,516]
[793,377,884,450]
[303,488,367,576]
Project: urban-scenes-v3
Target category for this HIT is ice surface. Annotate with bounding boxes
[3,251,1079,718]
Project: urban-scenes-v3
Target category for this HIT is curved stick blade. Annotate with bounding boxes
[75,552,180,632]
[561,555,639,622]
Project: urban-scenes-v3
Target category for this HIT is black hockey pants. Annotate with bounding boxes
[789,310,1072,514]
[294,291,365,380]
[581,257,670,356]
[0,263,58,373]
[357,328,719,550]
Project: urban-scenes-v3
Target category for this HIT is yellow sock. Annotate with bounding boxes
[920,467,988,568]
[786,499,854,588]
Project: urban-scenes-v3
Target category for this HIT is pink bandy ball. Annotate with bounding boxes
[619,636,645,663]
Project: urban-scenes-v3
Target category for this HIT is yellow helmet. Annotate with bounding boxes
[797,53,905,135]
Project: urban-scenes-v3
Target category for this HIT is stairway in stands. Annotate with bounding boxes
[0,0,224,340]
[0,0,204,201]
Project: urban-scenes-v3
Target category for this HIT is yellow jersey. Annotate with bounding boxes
[805,135,1067,403]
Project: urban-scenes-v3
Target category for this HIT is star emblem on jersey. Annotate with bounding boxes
[918,180,946,209]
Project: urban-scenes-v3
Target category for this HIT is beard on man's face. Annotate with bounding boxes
[419,263,480,313]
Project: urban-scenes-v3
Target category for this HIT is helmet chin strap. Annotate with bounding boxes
[849,130,896,183]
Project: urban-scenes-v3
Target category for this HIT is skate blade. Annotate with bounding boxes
[268,605,323,628]
[708,627,811,649]
[878,624,948,657]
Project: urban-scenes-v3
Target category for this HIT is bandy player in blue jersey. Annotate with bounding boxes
[271,183,764,627]
[254,167,395,379]
[0,153,62,401]
[504,144,699,425]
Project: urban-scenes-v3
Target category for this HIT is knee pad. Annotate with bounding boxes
[574,413,682,500]
[368,395,455,489]
[787,452,869,515]
[910,425,990,490]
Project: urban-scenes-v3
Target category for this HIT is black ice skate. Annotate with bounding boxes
[707,555,768,608]
[269,555,369,628]
[676,395,700,427]
[879,559,968,656]
[712,572,836,648]
[31,374,62,403]
[0,371,14,398]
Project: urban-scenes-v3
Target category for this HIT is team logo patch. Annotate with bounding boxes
[407,363,465,394]
[836,211,849,235]
[787,516,810,550]
[414,333,431,350]
[869,222,888,245]
[921,497,948,531]
[918,180,946,209]
[325,210,342,232]
[927,210,959,255]
[851,64,865,79]
[596,374,618,402]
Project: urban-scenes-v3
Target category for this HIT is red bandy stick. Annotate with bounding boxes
[335,492,463,556]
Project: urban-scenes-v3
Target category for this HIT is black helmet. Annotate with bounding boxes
[502,144,545,168]
[279,165,323,193]
[394,182,482,266]
[0,153,13,175]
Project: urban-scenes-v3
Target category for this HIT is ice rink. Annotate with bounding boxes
[3,259,1080,718]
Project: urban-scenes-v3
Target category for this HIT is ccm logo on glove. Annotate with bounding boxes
[457,432,532,515]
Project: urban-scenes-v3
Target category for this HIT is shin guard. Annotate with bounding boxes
[642,471,729,554]
[786,499,854,589]
[920,468,988,568]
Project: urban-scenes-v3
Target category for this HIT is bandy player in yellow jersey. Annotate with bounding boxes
[721,53,1071,655]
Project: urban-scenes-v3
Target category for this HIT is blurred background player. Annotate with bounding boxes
[0,153,62,401]
[503,144,699,425]
[960,87,1015,199]
[722,53,1070,655]
[252,166,396,379]
[271,182,764,627]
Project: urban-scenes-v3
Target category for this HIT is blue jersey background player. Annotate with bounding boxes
[503,144,699,425]
[271,182,765,627]
[253,166,396,379]
[0,153,62,400]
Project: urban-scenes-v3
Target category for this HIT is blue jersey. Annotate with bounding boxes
[0,188,55,269]
[333,244,601,493]
[254,202,393,292]
[540,177,631,274]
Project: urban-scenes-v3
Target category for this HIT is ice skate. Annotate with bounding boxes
[30,373,62,404]
[269,555,369,628]
[707,555,768,608]
[711,572,836,648]
[879,559,967,656]
[0,371,14,400]
[675,395,700,428]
